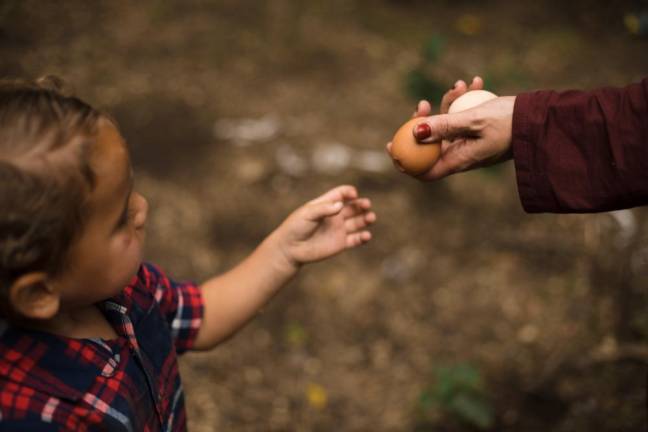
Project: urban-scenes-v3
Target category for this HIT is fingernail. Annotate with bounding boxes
[453,80,461,89]
[414,123,431,140]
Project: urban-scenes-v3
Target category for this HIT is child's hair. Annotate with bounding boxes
[0,76,103,316]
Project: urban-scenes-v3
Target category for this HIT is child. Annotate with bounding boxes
[0,76,375,431]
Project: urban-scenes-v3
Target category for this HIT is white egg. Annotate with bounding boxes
[448,89,498,113]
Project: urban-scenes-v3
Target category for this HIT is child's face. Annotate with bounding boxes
[52,118,148,309]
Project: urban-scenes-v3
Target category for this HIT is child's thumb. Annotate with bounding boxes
[415,112,474,143]
[306,201,344,221]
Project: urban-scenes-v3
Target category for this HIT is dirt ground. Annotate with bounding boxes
[2,1,647,431]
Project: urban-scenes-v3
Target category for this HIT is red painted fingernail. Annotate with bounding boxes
[414,123,431,140]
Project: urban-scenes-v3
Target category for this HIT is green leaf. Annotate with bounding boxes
[422,35,445,63]
[418,389,434,410]
[284,322,308,347]
[450,363,483,390]
[434,364,483,397]
[433,367,456,402]
[405,70,446,102]
[448,393,495,429]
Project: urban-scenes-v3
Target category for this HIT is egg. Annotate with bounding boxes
[390,117,441,175]
[448,89,497,113]
[390,89,498,176]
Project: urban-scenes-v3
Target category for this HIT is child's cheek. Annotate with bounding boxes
[112,230,136,256]
[116,230,132,247]
[112,231,144,268]
[124,227,145,257]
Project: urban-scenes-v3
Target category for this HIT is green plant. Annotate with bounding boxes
[404,34,447,102]
[422,34,445,63]
[284,321,308,348]
[405,69,447,103]
[417,363,495,430]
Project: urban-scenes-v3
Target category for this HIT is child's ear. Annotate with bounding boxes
[9,272,60,320]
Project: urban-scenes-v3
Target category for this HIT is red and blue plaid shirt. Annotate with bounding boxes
[0,263,203,431]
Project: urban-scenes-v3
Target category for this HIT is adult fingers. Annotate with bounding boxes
[468,76,484,91]
[440,80,467,114]
[416,138,475,181]
[439,77,484,114]
[411,100,433,118]
[415,110,476,143]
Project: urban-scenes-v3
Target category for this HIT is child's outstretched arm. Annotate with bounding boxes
[192,185,375,350]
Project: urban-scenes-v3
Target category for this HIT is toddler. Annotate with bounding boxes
[0,76,375,431]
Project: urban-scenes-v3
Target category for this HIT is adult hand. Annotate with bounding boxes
[386,77,516,181]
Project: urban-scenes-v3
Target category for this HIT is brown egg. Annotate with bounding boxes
[390,117,441,175]
[448,89,497,113]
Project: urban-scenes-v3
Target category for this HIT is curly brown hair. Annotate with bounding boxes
[0,76,103,316]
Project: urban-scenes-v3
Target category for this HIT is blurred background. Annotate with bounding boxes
[2,0,647,430]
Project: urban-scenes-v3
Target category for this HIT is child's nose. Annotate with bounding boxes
[133,193,148,229]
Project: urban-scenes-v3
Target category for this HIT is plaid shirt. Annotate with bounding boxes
[0,263,203,431]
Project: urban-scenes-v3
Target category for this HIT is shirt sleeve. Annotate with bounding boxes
[139,263,204,354]
[511,78,648,213]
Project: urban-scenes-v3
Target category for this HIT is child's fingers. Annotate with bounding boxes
[346,230,372,248]
[340,198,372,218]
[344,211,376,232]
[310,185,358,205]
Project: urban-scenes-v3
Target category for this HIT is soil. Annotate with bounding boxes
[2,1,647,431]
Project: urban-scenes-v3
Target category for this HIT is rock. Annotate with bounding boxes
[213,115,281,145]
[311,142,351,173]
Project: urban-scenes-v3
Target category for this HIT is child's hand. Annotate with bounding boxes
[272,185,375,270]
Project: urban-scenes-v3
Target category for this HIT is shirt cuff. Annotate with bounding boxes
[511,91,560,213]
[173,282,204,354]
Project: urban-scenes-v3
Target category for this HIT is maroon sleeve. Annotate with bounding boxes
[511,78,648,213]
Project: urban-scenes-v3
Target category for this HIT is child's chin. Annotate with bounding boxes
[124,256,144,282]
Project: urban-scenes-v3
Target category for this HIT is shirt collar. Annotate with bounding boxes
[0,300,127,401]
